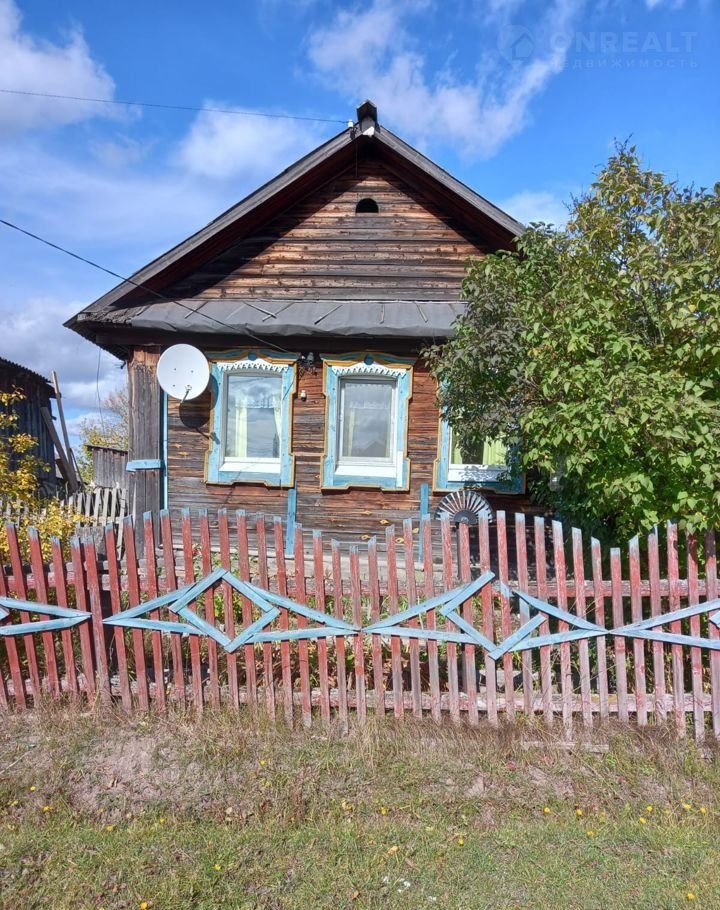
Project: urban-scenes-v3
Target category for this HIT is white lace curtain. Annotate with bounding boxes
[225,374,281,459]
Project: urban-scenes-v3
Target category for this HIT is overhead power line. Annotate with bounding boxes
[0,217,295,356]
[0,87,348,125]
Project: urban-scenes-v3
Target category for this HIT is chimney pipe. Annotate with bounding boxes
[356,100,378,136]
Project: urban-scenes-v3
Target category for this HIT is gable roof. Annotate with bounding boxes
[66,104,523,358]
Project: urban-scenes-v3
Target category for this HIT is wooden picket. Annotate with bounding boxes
[2,510,720,740]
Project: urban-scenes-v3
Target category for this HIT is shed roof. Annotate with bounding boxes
[66,103,523,357]
[0,357,55,395]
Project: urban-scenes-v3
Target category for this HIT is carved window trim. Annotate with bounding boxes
[206,350,297,487]
[322,353,414,491]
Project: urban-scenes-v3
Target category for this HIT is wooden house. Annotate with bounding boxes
[0,357,56,495]
[66,101,531,541]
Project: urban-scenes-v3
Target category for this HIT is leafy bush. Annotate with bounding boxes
[0,389,78,563]
[428,145,720,542]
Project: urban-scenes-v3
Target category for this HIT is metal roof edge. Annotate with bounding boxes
[65,116,525,336]
[0,356,56,394]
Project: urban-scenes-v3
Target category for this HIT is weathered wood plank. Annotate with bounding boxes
[441,519,460,723]
[160,509,185,708]
[590,537,609,721]
[628,537,647,727]
[667,522,686,735]
[51,537,78,701]
[27,529,60,699]
[272,517,294,726]
[706,531,720,738]
[181,509,204,712]
[422,516,441,723]
[218,510,239,711]
[385,527,404,719]
[459,522,478,726]
[313,530,331,723]
[331,538,349,731]
[294,524,312,728]
[553,521,572,733]
[237,511,261,717]
[6,524,42,702]
[496,513,514,720]
[610,548,628,724]
[143,512,166,711]
[687,533,704,741]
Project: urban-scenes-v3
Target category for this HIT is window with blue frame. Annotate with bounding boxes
[322,354,414,490]
[435,420,522,493]
[206,351,297,486]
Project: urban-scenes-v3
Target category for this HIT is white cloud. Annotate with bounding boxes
[307,0,585,157]
[176,105,326,181]
[89,136,152,169]
[501,189,569,227]
[0,110,335,256]
[0,106,334,431]
[0,141,229,252]
[0,295,124,418]
[0,0,116,133]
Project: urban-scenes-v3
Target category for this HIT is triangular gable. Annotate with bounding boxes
[66,108,522,352]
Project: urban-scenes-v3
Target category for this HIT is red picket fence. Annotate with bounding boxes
[0,508,719,741]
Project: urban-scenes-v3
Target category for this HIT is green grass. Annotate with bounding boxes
[1,708,719,909]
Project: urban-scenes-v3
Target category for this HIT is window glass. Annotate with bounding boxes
[450,429,507,466]
[338,379,395,460]
[224,373,282,460]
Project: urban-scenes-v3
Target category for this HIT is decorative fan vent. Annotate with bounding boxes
[435,490,493,525]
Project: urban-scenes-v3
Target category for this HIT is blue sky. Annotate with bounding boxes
[0,0,717,441]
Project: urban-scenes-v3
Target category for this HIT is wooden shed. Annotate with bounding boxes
[84,443,128,489]
[0,356,56,495]
[66,101,532,540]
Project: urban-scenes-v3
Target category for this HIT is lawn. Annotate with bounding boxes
[0,708,718,909]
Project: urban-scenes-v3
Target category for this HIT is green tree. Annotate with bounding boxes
[77,386,129,483]
[427,145,720,542]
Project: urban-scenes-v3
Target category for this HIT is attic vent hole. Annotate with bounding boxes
[355,198,379,214]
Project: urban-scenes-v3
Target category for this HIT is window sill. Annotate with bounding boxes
[448,465,506,483]
[335,460,398,478]
[220,459,281,474]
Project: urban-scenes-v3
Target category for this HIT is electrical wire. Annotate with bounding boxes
[0,217,297,356]
[0,88,347,124]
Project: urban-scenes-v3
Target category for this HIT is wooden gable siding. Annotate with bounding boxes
[164,157,489,304]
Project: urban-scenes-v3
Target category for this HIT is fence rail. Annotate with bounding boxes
[0,508,719,740]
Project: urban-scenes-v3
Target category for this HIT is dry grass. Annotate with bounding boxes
[1,707,719,908]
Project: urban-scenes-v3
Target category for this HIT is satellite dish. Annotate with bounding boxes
[157,344,209,401]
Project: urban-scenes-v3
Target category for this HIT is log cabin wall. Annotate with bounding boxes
[166,356,530,541]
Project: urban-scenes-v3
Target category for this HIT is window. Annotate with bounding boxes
[435,420,522,492]
[448,429,508,483]
[223,372,282,467]
[337,377,397,476]
[355,197,379,213]
[322,354,413,489]
[207,351,297,486]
